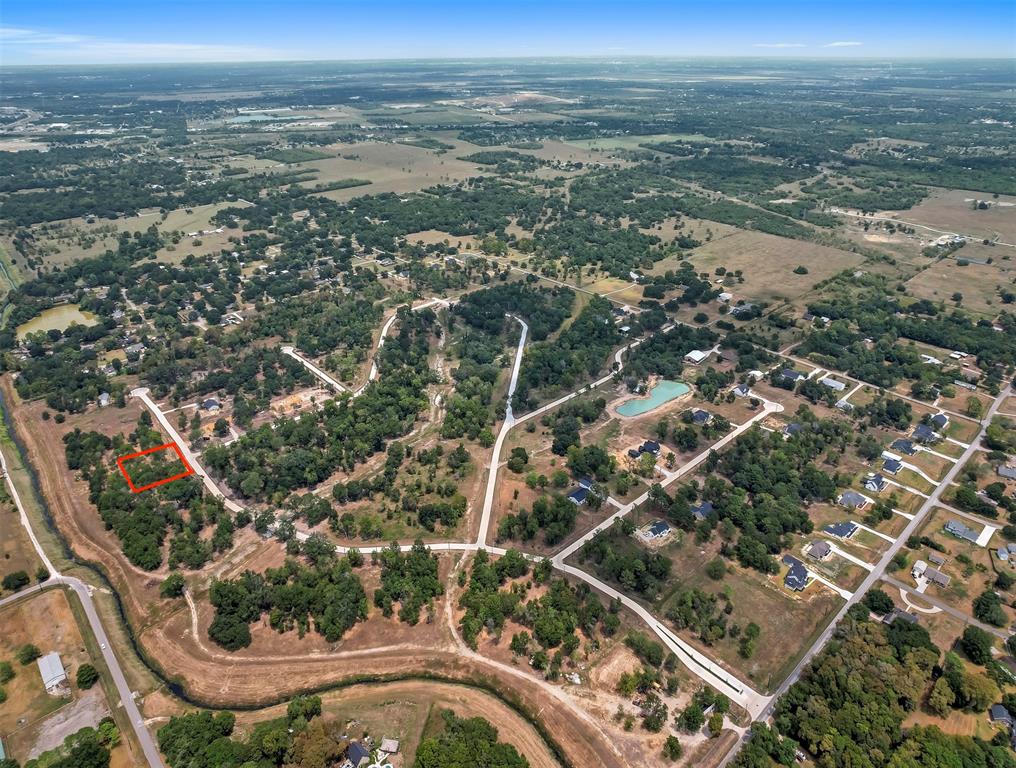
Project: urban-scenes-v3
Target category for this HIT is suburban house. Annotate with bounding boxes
[836,491,868,511]
[691,501,714,521]
[36,652,66,694]
[912,559,952,587]
[783,555,809,591]
[807,540,832,560]
[691,409,712,425]
[732,384,751,398]
[646,520,671,539]
[638,440,661,456]
[780,369,805,384]
[200,397,221,413]
[990,705,1015,727]
[684,349,712,365]
[999,547,1009,562]
[820,377,846,392]
[863,474,889,493]
[883,458,904,475]
[835,399,853,413]
[341,741,371,768]
[891,439,917,456]
[883,608,919,625]
[998,465,1016,481]
[928,552,947,566]
[930,413,950,430]
[945,519,979,543]
[567,487,589,506]
[97,392,111,408]
[717,292,733,303]
[730,303,756,318]
[824,521,859,539]
[783,422,803,437]
[912,424,940,443]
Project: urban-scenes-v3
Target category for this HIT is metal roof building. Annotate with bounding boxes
[36,652,66,692]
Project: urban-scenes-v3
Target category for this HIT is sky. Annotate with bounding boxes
[1,0,1014,65]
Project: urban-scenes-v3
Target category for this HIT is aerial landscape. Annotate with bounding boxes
[0,2,1014,767]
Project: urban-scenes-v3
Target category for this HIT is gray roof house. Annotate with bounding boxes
[883,608,919,625]
[691,409,712,425]
[945,519,979,543]
[807,541,832,560]
[930,413,949,430]
[36,652,66,693]
[567,487,589,505]
[990,705,1015,726]
[691,501,714,521]
[891,439,917,456]
[863,474,889,493]
[820,377,846,392]
[912,424,939,443]
[836,491,868,511]
[883,458,904,475]
[781,369,805,383]
[998,466,1016,481]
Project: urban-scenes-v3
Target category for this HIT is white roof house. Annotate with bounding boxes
[684,349,711,364]
[36,652,66,692]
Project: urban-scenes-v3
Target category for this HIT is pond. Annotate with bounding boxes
[17,304,99,340]
[617,379,691,417]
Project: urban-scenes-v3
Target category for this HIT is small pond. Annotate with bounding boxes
[617,379,690,417]
[17,304,99,340]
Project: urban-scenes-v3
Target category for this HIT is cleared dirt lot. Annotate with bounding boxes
[899,188,1016,243]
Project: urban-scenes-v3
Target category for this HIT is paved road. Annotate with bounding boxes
[882,575,1011,639]
[758,384,1013,721]
[0,442,165,767]
[281,345,349,393]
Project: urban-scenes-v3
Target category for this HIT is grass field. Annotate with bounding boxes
[905,255,1013,318]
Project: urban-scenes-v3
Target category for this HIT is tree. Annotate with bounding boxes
[862,588,895,616]
[76,663,100,689]
[959,672,999,712]
[0,661,14,683]
[972,589,1007,627]
[927,676,955,717]
[705,558,726,580]
[662,735,683,761]
[160,573,185,598]
[960,625,994,666]
[510,631,531,658]
[678,701,705,732]
[966,396,984,418]
[708,712,724,737]
[16,644,40,665]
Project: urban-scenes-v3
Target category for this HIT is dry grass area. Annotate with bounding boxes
[0,497,42,584]
[684,229,866,305]
[899,188,1016,243]
[905,255,1013,318]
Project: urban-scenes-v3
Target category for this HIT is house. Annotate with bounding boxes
[691,501,714,521]
[930,413,949,430]
[343,742,370,768]
[691,409,712,425]
[640,440,661,456]
[629,271,644,283]
[891,439,917,456]
[825,521,859,539]
[863,474,888,493]
[998,465,1016,481]
[784,422,803,437]
[928,552,947,566]
[730,303,756,318]
[999,547,1009,562]
[567,487,589,506]
[733,384,751,398]
[990,705,1015,727]
[884,608,919,625]
[684,349,711,365]
[717,292,733,303]
[577,476,595,490]
[836,492,868,511]
[945,519,979,543]
[912,560,952,587]
[883,458,904,475]
[780,369,805,383]
[97,392,111,408]
[912,424,939,443]
[835,399,854,413]
[379,737,400,755]
[646,520,671,539]
[36,652,66,694]
[920,354,942,365]
[820,377,846,392]
[1008,543,1016,556]
[124,342,147,358]
[783,555,809,591]
[807,541,832,560]
[802,311,815,321]
[200,397,221,412]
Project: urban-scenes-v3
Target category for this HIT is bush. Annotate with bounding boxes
[76,663,99,689]
[862,588,895,615]
[705,558,726,580]
[2,570,30,592]
[16,644,41,665]
[0,661,14,683]
[793,265,809,274]
[662,735,683,760]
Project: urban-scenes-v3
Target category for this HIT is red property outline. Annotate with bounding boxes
[116,442,195,493]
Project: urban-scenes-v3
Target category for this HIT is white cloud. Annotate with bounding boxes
[825,41,863,47]
[752,42,807,49]
[0,26,289,64]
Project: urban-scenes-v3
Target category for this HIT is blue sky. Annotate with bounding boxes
[2,0,1014,65]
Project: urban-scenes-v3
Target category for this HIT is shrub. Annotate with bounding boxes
[76,663,99,689]
[16,644,40,665]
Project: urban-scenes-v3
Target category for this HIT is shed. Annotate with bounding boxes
[36,652,66,692]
